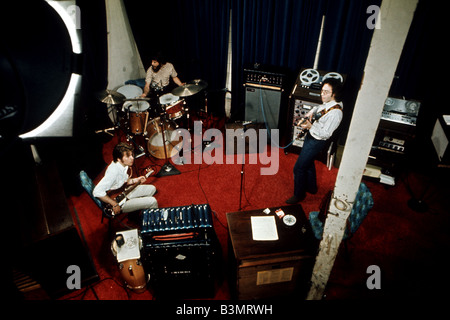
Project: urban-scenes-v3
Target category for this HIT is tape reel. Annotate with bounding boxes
[299,69,344,87]
[323,72,343,83]
[405,101,420,115]
[299,68,320,86]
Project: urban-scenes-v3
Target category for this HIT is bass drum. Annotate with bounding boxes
[146,117,182,159]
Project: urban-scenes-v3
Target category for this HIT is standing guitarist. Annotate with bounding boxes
[93,142,158,216]
[286,78,343,204]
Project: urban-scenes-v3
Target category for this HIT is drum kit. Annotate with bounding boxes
[96,80,208,176]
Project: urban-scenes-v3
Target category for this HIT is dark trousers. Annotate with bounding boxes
[293,133,327,198]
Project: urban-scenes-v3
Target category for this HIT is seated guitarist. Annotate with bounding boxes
[286,77,343,204]
[93,142,158,216]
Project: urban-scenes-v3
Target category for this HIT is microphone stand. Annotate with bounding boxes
[155,101,181,177]
[95,103,120,136]
[238,121,252,211]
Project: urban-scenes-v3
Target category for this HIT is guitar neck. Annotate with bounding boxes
[108,168,154,200]
[123,169,154,195]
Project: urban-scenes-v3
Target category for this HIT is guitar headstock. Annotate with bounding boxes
[144,167,155,178]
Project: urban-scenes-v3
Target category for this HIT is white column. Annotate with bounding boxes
[307,0,418,300]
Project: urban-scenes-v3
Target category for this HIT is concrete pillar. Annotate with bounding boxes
[307,0,418,300]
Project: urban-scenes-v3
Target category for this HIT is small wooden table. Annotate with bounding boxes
[227,204,318,300]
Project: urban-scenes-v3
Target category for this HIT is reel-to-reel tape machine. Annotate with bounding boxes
[285,68,346,152]
[290,68,346,103]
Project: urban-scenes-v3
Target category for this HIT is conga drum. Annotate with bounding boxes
[111,229,148,293]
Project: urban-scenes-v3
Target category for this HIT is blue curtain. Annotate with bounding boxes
[389,0,438,112]
[317,0,381,138]
[171,0,231,115]
[125,0,230,116]
[125,0,381,125]
[230,0,326,119]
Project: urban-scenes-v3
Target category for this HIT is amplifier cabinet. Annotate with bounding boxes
[141,204,220,298]
[142,241,217,298]
[226,205,317,300]
[243,65,288,132]
[244,84,282,131]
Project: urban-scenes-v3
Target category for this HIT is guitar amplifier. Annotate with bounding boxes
[243,65,288,132]
[141,204,220,298]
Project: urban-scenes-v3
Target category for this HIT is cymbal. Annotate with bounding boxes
[187,79,208,90]
[171,83,202,97]
[96,89,126,105]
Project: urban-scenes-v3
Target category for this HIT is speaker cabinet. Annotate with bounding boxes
[12,146,98,299]
[243,66,287,131]
[141,205,221,299]
[143,243,216,298]
[244,85,282,130]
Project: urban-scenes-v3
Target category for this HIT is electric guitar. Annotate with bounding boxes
[104,167,154,217]
[295,117,313,139]
[295,104,343,139]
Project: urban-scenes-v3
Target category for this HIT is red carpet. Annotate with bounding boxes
[59,130,450,300]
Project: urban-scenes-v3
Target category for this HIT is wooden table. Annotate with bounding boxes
[226,204,318,300]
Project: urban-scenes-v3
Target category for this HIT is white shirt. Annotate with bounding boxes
[93,161,129,198]
[145,62,178,88]
[309,100,343,141]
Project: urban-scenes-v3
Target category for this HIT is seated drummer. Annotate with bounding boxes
[93,142,158,216]
[140,53,185,98]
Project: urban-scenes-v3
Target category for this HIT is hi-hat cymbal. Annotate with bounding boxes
[171,84,202,97]
[96,89,126,105]
[187,79,208,90]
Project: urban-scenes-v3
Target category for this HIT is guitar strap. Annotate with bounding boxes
[316,104,343,119]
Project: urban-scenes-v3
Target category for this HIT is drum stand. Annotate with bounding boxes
[155,106,181,177]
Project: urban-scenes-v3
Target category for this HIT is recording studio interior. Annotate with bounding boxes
[2,0,449,306]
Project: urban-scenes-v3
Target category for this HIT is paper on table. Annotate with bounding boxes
[251,216,279,241]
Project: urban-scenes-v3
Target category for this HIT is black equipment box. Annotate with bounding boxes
[141,204,220,298]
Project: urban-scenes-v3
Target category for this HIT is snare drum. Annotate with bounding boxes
[111,231,147,293]
[124,101,149,135]
[165,99,186,120]
[146,117,183,159]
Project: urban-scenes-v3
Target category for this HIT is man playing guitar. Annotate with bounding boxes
[93,142,158,216]
[286,78,343,204]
